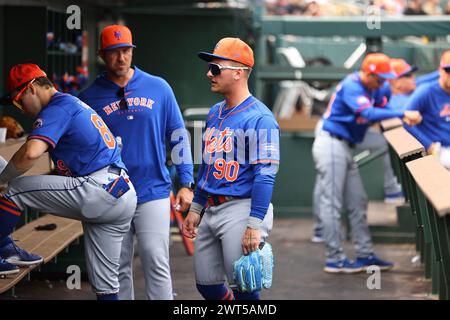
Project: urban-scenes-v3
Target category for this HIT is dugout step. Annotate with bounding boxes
[0,214,83,295]
[367,201,415,244]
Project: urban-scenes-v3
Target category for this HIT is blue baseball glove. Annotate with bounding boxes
[233,242,274,292]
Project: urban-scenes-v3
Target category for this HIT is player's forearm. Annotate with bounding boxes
[191,187,209,213]
[0,145,38,184]
[404,125,433,150]
[359,107,404,122]
[175,164,194,185]
[249,167,277,229]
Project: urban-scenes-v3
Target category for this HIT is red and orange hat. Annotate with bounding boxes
[440,50,450,69]
[100,25,136,51]
[198,37,254,67]
[362,53,396,79]
[390,58,418,78]
[0,63,47,105]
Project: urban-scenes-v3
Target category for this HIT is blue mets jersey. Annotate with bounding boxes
[386,93,411,111]
[322,72,404,144]
[28,92,125,177]
[405,80,450,149]
[416,70,439,87]
[79,66,193,204]
[193,95,280,221]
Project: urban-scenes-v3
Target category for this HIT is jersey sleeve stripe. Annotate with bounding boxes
[28,135,56,148]
[356,104,371,114]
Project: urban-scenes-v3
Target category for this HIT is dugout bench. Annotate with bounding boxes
[0,138,84,297]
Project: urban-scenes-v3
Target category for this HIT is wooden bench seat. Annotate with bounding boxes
[0,214,83,294]
[0,138,84,295]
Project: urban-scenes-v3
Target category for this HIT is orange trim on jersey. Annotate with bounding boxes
[378,96,388,108]
[108,177,120,193]
[28,135,56,148]
[356,104,371,114]
[227,101,257,118]
[0,203,21,216]
[200,163,213,191]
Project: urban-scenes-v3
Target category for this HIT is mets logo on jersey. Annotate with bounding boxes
[440,104,450,120]
[33,118,43,130]
[204,127,239,182]
[204,127,233,154]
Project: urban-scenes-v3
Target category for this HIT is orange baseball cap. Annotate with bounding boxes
[440,50,450,69]
[198,37,254,67]
[362,53,396,79]
[100,25,136,51]
[0,63,47,105]
[390,58,418,78]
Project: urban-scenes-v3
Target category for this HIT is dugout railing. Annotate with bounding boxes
[382,121,450,299]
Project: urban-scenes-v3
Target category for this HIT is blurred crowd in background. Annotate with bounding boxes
[265,0,450,16]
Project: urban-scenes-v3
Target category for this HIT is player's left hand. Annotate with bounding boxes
[175,187,194,212]
[242,227,261,255]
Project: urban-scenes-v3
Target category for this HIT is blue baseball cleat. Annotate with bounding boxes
[356,254,394,271]
[0,258,19,277]
[384,191,405,204]
[0,238,43,266]
[324,258,364,274]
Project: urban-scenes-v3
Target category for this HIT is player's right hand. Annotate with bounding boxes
[403,110,422,126]
[182,211,201,239]
[427,142,441,156]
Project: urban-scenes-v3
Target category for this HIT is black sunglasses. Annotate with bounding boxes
[207,62,251,76]
[444,67,450,74]
[117,87,128,110]
[399,72,414,78]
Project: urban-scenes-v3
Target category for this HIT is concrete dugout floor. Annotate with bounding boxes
[1,219,432,300]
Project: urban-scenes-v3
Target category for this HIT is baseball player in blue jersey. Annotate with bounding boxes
[311,58,418,243]
[182,38,280,300]
[416,70,440,87]
[79,25,194,300]
[404,50,450,169]
[386,58,418,111]
[0,63,137,299]
[312,53,422,273]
